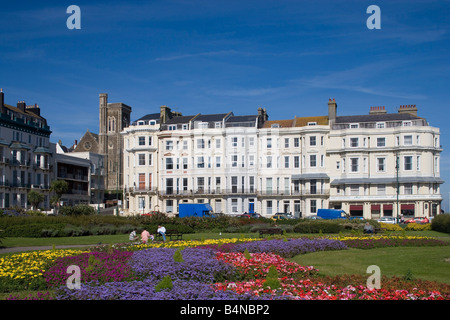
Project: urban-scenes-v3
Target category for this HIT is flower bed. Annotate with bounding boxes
[331,235,449,249]
[2,236,450,300]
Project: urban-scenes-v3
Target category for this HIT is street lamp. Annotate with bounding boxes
[395,154,400,222]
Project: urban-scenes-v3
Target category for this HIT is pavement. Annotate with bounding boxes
[0,244,101,254]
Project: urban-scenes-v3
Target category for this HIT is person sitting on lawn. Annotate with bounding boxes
[363,222,374,234]
[129,228,138,241]
[141,229,151,244]
[157,225,166,242]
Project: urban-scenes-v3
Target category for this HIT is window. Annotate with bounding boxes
[294,156,300,168]
[215,122,221,128]
[231,176,238,193]
[284,156,289,168]
[351,158,359,172]
[404,156,413,171]
[377,158,386,172]
[166,140,173,150]
[309,136,316,146]
[351,185,359,195]
[376,122,385,129]
[197,156,205,168]
[336,161,340,170]
[197,139,205,149]
[377,137,386,147]
[249,137,255,146]
[267,200,273,214]
[231,199,238,213]
[182,124,188,130]
[403,121,411,127]
[197,177,205,192]
[183,140,188,150]
[350,137,359,147]
[377,184,386,195]
[148,136,152,146]
[350,123,359,129]
[138,154,145,166]
[232,137,238,147]
[138,136,145,145]
[166,158,173,170]
[307,122,317,126]
[216,156,221,168]
[249,176,255,192]
[183,158,188,169]
[294,137,300,147]
[310,200,317,213]
[166,178,173,194]
[249,155,255,167]
[168,125,176,130]
[310,180,317,194]
[284,138,289,148]
[267,138,272,149]
[138,196,145,209]
[232,155,237,167]
[216,139,221,148]
[267,156,272,168]
[404,183,413,195]
[404,135,413,146]
[310,155,316,167]
[416,156,420,171]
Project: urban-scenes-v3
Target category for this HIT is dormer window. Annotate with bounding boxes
[168,125,176,131]
[350,123,359,128]
[307,122,317,126]
[149,120,156,125]
[271,123,280,128]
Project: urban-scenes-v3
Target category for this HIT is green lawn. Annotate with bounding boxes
[291,246,450,284]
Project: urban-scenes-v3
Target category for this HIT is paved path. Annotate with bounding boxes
[0,244,100,254]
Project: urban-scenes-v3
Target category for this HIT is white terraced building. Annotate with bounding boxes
[121,99,443,220]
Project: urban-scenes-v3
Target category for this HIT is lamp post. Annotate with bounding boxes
[396,154,400,222]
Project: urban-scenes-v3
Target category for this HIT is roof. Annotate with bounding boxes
[262,119,294,128]
[164,114,198,124]
[294,115,329,127]
[194,113,231,122]
[135,113,160,122]
[226,115,258,123]
[336,113,420,123]
[3,104,45,120]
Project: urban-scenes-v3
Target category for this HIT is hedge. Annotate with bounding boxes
[431,214,450,234]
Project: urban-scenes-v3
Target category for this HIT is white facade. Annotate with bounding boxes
[121,102,443,219]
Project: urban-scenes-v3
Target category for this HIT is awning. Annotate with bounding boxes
[401,204,415,210]
[371,205,381,210]
[292,173,329,180]
[383,204,393,210]
[331,176,444,185]
[350,205,363,211]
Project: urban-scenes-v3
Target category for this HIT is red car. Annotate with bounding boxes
[405,217,429,224]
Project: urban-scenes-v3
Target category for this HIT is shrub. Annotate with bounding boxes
[60,205,96,216]
[431,214,450,234]
[293,220,344,234]
[404,223,431,231]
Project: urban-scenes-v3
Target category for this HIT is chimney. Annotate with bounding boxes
[257,107,268,128]
[160,105,171,124]
[398,104,418,116]
[0,88,5,114]
[369,106,387,115]
[328,98,337,125]
[26,103,41,116]
[17,101,26,112]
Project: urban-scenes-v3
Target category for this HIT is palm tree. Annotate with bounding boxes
[27,189,45,210]
[50,180,69,215]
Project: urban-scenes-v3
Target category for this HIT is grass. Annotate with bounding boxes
[291,246,450,284]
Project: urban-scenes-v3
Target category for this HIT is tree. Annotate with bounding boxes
[27,190,45,210]
[50,180,69,214]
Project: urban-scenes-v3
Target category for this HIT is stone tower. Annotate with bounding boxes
[98,93,131,194]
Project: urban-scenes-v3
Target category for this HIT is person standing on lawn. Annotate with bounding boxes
[157,225,166,241]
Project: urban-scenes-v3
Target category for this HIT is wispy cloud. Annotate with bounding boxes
[292,60,428,100]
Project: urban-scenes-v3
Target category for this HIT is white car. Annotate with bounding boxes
[377,217,396,224]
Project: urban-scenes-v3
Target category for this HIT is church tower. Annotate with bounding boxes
[98,93,131,194]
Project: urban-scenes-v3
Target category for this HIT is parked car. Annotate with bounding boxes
[271,213,295,221]
[305,215,323,220]
[405,217,429,224]
[377,217,397,224]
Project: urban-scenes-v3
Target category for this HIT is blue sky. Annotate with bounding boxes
[1,0,449,209]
